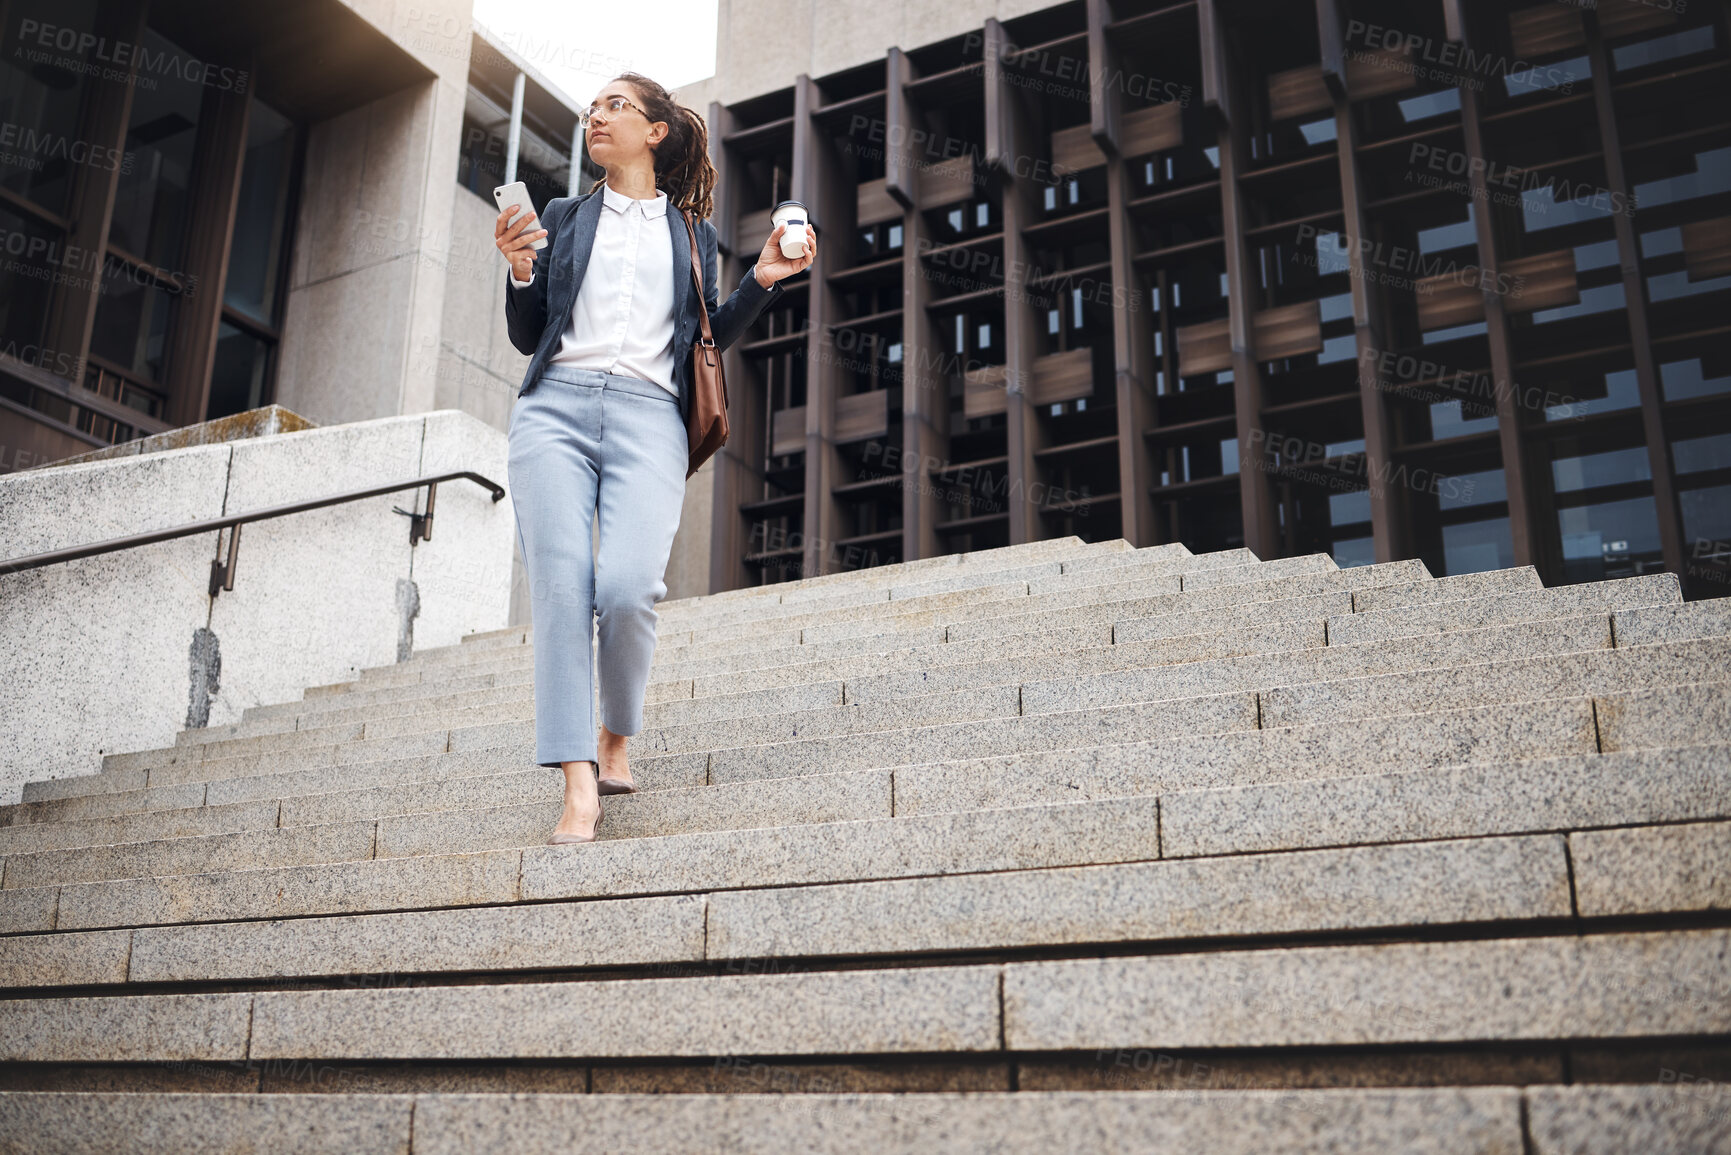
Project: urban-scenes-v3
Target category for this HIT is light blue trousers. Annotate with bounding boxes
[506,364,687,768]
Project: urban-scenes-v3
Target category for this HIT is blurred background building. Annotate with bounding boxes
[3,0,1727,604]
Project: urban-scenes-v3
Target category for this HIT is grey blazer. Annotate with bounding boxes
[503,187,784,421]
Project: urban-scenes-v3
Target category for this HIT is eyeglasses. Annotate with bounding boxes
[579,95,653,128]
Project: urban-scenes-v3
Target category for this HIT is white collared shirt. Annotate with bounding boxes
[510,182,679,397]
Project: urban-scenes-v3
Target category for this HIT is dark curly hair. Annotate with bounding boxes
[591,72,717,220]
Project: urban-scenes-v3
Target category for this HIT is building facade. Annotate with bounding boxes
[6,0,1727,606]
[0,0,590,463]
[691,0,1731,600]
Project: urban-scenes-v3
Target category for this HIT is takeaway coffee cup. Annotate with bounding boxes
[770,200,811,259]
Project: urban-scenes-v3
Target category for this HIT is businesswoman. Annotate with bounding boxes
[495,72,813,844]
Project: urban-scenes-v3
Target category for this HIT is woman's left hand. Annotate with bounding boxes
[754,223,816,287]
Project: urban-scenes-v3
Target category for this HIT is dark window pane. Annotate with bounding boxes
[89,261,177,382]
[224,99,293,326]
[1682,485,1731,553]
[206,321,270,419]
[1558,496,1665,584]
[0,205,59,363]
[1443,518,1515,576]
[0,0,101,217]
[108,27,204,270]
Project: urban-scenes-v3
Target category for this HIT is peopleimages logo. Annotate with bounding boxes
[14,19,249,93]
[1345,19,1578,94]
[0,121,131,174]
[1295,222,1527,298]
[1408,142,1637,217]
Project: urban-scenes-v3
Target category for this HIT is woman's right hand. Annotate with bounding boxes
[494,204,547,281]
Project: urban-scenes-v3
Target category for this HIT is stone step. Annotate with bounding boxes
[1001,927,1731,1052]
[0,798,280,856]
[658,552,1329,647]
[634,559,1429,684]
[775,555,1350,650]
[675,617,1326,701]
[1159,743,1731,860]
[0,768,893,886]
[702,833,1568,961]
[0,611,1684,845]
[0,831,1569,989]
[1570,818,1731,919]
[3,1086,1620,1155]
[17,794,1164,932]
[683,689,1258,784]
[652,542,1189,634]
[644,555,1330,664]
[1004,612,1614,717]
[2,929,1723,1065]
[1,819,375,890]
[21,643,1725,840]
[1326,573,1681,645]
[892,695,1597,816]
[4,741,1723,989]
[1257,637,1731,729]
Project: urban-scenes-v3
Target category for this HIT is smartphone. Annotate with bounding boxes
[492,181,546,249]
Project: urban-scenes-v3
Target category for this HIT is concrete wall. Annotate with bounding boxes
[273,0,474,426]
[707,0,1060,106]
[0,411,512,805]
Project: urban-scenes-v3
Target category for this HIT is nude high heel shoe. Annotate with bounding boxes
[547,800,603,845]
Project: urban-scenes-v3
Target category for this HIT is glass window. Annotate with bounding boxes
[0,0,102,217]
[224,100,294,326]
[1546,369,1640,420]
[1661,359,1731,402]
[108,27,206,270]
[1333,536,1375,568]
[0,205,59,359]
[1504,56,1591,98]
[1443,518,1514,575]
[90,262,178,383]
[1418,207,1475,254]
[1674,434,1731,475]
[1431,400,1498,440]
[1398,88,1460,122]
[1633,146,1731,210]
[1558,496,1665,583]
[1440,469,1506,510]
[1681,485,1731,552]
[1613,26,1716,72]
[206,323,273,420]
[1329,489,1372,526]
[1552,447,1652,493]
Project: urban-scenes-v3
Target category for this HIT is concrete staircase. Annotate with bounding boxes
[2,536,1728,1153]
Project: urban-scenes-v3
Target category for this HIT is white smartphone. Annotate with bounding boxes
[493,181,546,249]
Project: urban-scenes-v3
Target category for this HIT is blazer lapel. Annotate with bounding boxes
[550,190,605,335]
[668,206,691,335]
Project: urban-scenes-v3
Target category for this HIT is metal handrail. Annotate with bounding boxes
[0,471,506,595]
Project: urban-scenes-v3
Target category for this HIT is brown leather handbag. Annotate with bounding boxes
[680,208,729,479]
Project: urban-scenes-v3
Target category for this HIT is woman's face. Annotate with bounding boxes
[586,82,666,166]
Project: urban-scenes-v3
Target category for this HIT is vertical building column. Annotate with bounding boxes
[1201,0,1278,559]
[889,49,945,563]
[985,17,1045,545]
[1090,0,1160,546]
[1583,13,1687,581]
[1320,9,1407,562]
[1457,80,1541,571]
[164,75,254,427]
[793,75,844,575]
[705,100,755,594]
[504,70,526,185]
[40,0,149,384]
